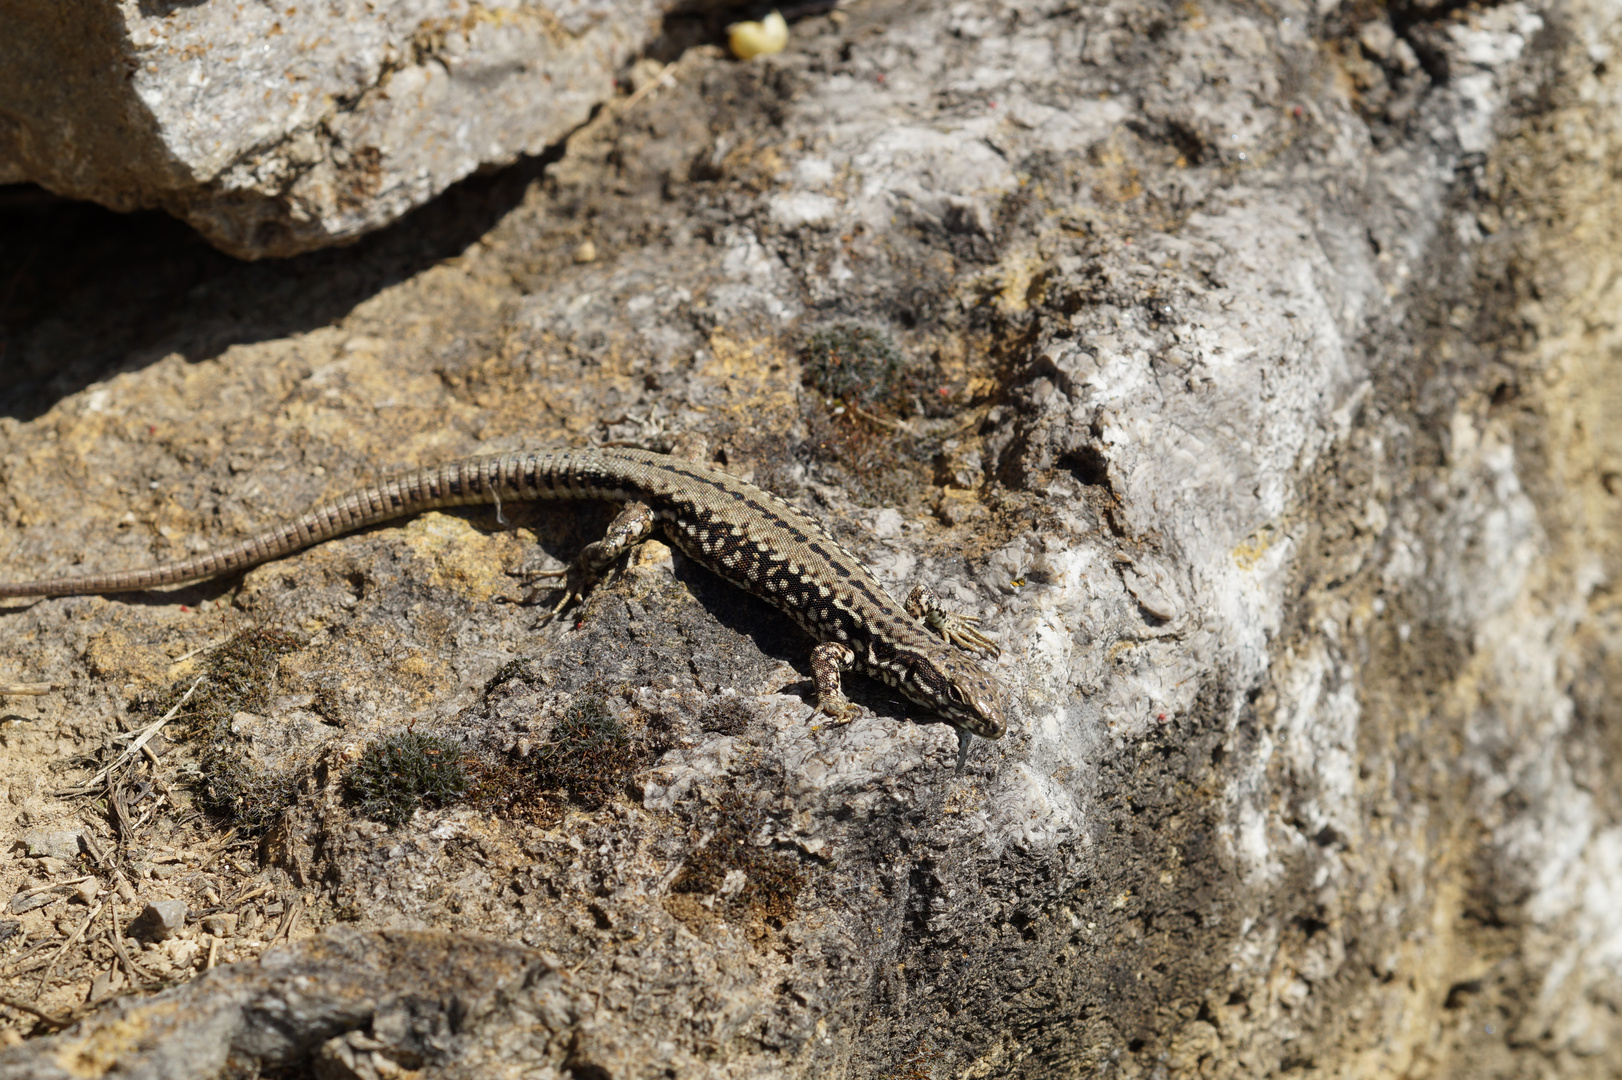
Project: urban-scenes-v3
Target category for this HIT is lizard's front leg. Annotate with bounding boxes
[905,584,1000,657]
[809,641,863,723]
[535,501,658,613]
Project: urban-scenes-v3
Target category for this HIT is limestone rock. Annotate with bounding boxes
[132,899,188,942]
[0,0,1619,1075]
[0,0,673,258]
[17,829,81,862]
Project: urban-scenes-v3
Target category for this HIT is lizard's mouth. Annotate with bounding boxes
[964,709,1006,739]
[941,679,1006,739]
[943,698,1005,739]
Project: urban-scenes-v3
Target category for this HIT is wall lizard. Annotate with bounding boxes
[0,447,1006,766]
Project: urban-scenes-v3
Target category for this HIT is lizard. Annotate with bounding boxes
[0,446,1007,768]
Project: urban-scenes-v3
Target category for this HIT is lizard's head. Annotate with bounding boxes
[904,648,1006,739]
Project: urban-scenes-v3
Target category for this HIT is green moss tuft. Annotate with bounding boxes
[802,324,911,410]
[345,731,468,826]
[196,747,302,836]
[465,754,556,826]
[141,628,303,742]
[137,628,306,836]
[876,1038,947,1080]
[532,688,647,810]
[799,322,968,508]
[482,657,540,695]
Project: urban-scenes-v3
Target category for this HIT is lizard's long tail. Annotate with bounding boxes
[0,450,630,599]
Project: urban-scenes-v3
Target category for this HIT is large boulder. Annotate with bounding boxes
[0,0,672,258]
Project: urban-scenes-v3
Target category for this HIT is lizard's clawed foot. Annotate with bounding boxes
[501,566,562,609]
[905,584,1001,658]
[811,694,865,728]
[519,563,604,621]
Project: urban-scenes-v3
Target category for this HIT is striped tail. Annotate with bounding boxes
[0,451,592,599]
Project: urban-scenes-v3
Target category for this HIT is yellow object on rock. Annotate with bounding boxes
[728,11,788,59]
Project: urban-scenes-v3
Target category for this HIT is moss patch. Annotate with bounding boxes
[876,1038,947,1080]
[802,324,914,411]
[531,687,650,810]
[140,628,304,740]
[482,657,541,696]
[137,629,306,835]
[799,322,970,507]
[196,749,303,838]
[466,755,557,826]
[673,790,805,926]
[345,732,469,826]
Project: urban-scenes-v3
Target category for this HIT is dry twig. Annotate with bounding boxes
[168,639,227,666]
[106,897,154,987]
[34,900,104,995]
[0,993,74,1028]
[621,61,676,111]
[11,876,90,901]
[58,676,204,796]
[0,939,54,978]
[0,683,60,697]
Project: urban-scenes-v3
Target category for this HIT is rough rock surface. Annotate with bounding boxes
[0,0,676,258]
[0,0,1620,1076]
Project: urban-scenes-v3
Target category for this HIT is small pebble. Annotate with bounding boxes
[166,938,202,967]
[8,891,58,915]
[728,10,788,59]
[21,829,83,863]
[201,912,239,938]
[73,878,99,905]
[132,899,188,941]
[572,238,597,264]
[89,964,124,1001]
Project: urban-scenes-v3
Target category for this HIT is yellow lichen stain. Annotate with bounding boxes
[398,654,435,682]
[700,329,800,423]
[994,252,1046,314]
[84,629,169,686]
[706,329,762,372]
[703,140,786,193]
[1086,139,1144,203]
[1105,639,1138,663]
[1231,524,1279,571]
[401,512,523,603]
[57,1012,154,1078]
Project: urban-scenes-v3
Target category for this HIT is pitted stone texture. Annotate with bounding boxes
[132,899,188,942]
[0,0,670,258]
